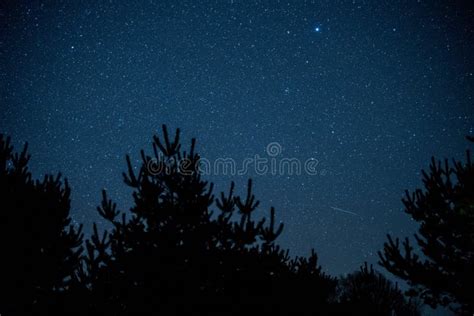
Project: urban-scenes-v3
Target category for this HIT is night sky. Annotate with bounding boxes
[1,0,473,277]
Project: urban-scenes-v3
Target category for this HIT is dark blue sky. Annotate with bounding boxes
[1,0,473,277]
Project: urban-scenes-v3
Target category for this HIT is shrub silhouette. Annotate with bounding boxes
[0,135,83,315]
[79,125,336,315]
[335,263,421,315]
[379,137,474,314]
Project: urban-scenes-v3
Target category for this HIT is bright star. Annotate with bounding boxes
[314,26,321,32]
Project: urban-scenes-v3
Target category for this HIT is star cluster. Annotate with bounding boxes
[1,0,473,275]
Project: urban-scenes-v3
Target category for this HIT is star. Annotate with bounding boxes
[2,0,471,279]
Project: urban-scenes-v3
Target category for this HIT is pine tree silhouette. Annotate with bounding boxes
[80,125,336,315]
[335,263,422,315]
[0,135,83,315]
[1,129,434,315]
[378,137,474,315]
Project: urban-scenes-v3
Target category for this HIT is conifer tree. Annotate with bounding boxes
[0,135,83,315]
[82,125,336,315]
[336,263,421,315]
[378,137,474,314]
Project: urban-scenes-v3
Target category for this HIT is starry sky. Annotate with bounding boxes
[1,0,473,277]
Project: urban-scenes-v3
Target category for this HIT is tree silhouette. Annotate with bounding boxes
[1,128,438,315]
[0,135,83,315]
[80,125,336,315]
[378,137,474,314]
[336,263,421,315]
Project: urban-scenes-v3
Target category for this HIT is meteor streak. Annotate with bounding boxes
[330,206,360,217]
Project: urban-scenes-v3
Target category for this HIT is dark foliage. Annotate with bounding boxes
[1,128,441,315]
[335,263,421,315]
[0,134,83,315]
[77,125,337,315]
[379,137,474,314]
